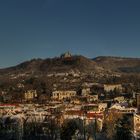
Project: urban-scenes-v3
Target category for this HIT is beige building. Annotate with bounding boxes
[134,114,140,137]
[61,52,72,58]
[98,103,107,111]
[24,90,37,101]
[88,95,98,102]
[136,94,140,111]
[52,90,76,100]
[114,96,124,103]
[82,88,91,96]
[104,84,122,92]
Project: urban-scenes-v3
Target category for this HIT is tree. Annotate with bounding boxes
[114,115,133,140]
[60,119,78,140]
[103,111,123,140]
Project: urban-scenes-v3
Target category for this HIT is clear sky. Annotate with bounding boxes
[0,0,140,68]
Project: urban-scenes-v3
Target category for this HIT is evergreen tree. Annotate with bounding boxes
[60,119,78,140]
[114,115,132,140]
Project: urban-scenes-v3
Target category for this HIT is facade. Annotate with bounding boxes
[114,96,124,103]
[109,103,137,113]
[88,95,98,102]
[134,114,140,138]
[136,94,140,111]
[61,52,72,58]
[98,103,107,111]
[52,90,76,100]
[104,84,122,92]
[82,88,91,96]
[24,90,37,101]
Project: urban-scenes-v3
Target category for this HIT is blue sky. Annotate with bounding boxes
[0,0,140,68]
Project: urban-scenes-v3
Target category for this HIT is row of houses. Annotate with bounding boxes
[0,83,124,102]
[0,100,140,139]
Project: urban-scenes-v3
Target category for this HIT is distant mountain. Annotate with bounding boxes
[93,56,140,73]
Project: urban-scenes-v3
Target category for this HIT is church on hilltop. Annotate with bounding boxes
[60,51,72,58]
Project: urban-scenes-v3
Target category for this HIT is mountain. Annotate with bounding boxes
[94,56,140,73]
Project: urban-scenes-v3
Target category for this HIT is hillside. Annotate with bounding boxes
[0,54,140,97]
[94,56,140,73]
[0,55,104,76]
[0,55,140,77]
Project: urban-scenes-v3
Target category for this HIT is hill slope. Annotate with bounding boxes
[0,55,104,75]
[0,55,140,77]
[94,56,140,73]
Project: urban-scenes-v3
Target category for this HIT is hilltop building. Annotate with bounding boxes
[61,52,72,58]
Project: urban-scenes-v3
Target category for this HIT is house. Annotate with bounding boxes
[38,94,49,103]
[52,90,76,100]
[71,98,81,104]
[82,104,99,112]
[134,114,140,138]
[24,90,37,101]
[98,103,107,111]
[87,95,98,102]
[0,104,17,110]
[17,83,24,88]
[3,94,12,102]
[64,109,104,128]
[82,88,91,96]
[104,84,123,92]
[136,94,140,111]
[114,96,124,103]
[109,103,137,113]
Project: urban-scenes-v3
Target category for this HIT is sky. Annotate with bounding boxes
[0,0,140,68]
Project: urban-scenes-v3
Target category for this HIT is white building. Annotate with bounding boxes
[104,84,122,92]
[52,90,76,100]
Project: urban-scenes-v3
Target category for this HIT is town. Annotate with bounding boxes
[0,53,140,140]
[1,0,140,139]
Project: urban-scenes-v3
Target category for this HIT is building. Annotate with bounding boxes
[134,114,140,138]
[24,90,37,101]
[52,90,76,100]
[3,94,12,102]
[82,104,99,112]
[136,94,140,111]
[61,52,72,58]
[104,84,122,92]
[109,103,137,113]
[87,95,98,102]
[114,96,124,103]
[98,103,107,111]
[0,104,17,110]
[82,88,91,96]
